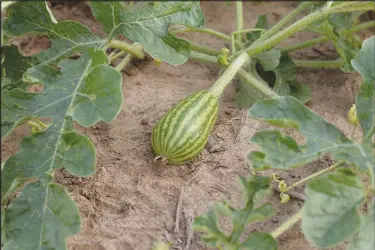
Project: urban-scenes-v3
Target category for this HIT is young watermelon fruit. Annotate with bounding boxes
[151,90,218,164]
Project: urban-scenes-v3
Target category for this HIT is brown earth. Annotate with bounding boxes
[2,2,373,250]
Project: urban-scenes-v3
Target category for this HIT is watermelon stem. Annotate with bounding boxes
[209,52,250,97]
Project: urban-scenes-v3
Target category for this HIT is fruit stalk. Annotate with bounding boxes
[209,52,250,97]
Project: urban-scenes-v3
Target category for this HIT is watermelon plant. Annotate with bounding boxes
[1,1,374,250]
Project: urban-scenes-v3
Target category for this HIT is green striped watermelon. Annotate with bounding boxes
[151,90,219,164]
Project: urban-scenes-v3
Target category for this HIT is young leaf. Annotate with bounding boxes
[244,15,268,47]
[3,181,80,250]
[248,96,373,170]
[351,36,375,82]
[240,232,277,250]
[193,176,275,249]
[253,49,281,71]
[348,203,375,250]
[89,1,204,65]
[2,2,105,64]
[235,62,270,109]
[301,169,365,248]
[236,54,311,109]
[308,17,359,72]
[192,210,230,248]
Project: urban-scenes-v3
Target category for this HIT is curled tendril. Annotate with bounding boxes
[272,173,290,203]
[272,173,288,192]
[280,193,290,204]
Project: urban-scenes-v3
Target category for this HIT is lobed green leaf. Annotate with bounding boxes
[2,2,105,64]
[248,96,373,170]
[1,45,37,86]
[193,176,275,249]
[301,169,365,248]
[348,203,375,250]
[1,50,123,249]
[351,36,375,82]
[308,15,360,72]
[3,181,80,250]
[89,1,204,65]
[240,232,277,250]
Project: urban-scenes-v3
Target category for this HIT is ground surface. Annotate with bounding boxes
[2,2,373,250]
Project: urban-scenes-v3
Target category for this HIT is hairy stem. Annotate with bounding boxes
[108,40,144,60]
[190,51,218,64]
[284,161,345,193]
[209,52,250,97]
[280,20,375,53]
[230,1,374,59]
[271,208,303,238]
[255,1,314,45]
[115,54,133,72]
[235,1,244,48]
[294,59,343,68]
[170,25,242,47]
[189,40,220,56]
[110,51,126,63]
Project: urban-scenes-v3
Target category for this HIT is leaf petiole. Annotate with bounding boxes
[115,54,133,72]
[235,1,244,48]
[108,40,145,60]
[280,20,375,53]
[271,208,303,238]
[230,1,375,60]
[294,59,343,69]
[254,1,315,45]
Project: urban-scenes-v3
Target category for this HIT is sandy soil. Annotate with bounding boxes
[2,2,372,250]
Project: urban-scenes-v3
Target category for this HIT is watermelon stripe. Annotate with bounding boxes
[166,93,214,152]
[168,97,217,156]
[162,92,205,154]
[171,100,218,160]
[151,90,219,164]
[152,91,204,156]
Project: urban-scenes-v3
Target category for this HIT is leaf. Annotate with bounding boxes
[3,181,80,250]
[1,45,37,87]
[351,36,375,82]
[235,62,270,109]
[1,206,5,243]
[238,54,311,109]
[248,96,374,170]
[356,82,375,142]
[193,176,275,249]
[1,49,121,139]
[1,49,122,249]
[328,12,362,29]
[192,210,230,248]
[89,1,204,65]
[240,232,277,250]
[3,2,105,64]
[309,17,359,72]
[245,14,268,47]
[301,169,365,248]
[348,203,375,250]
[253,49,281,71]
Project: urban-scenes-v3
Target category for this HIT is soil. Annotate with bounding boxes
[2,2,373,250]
